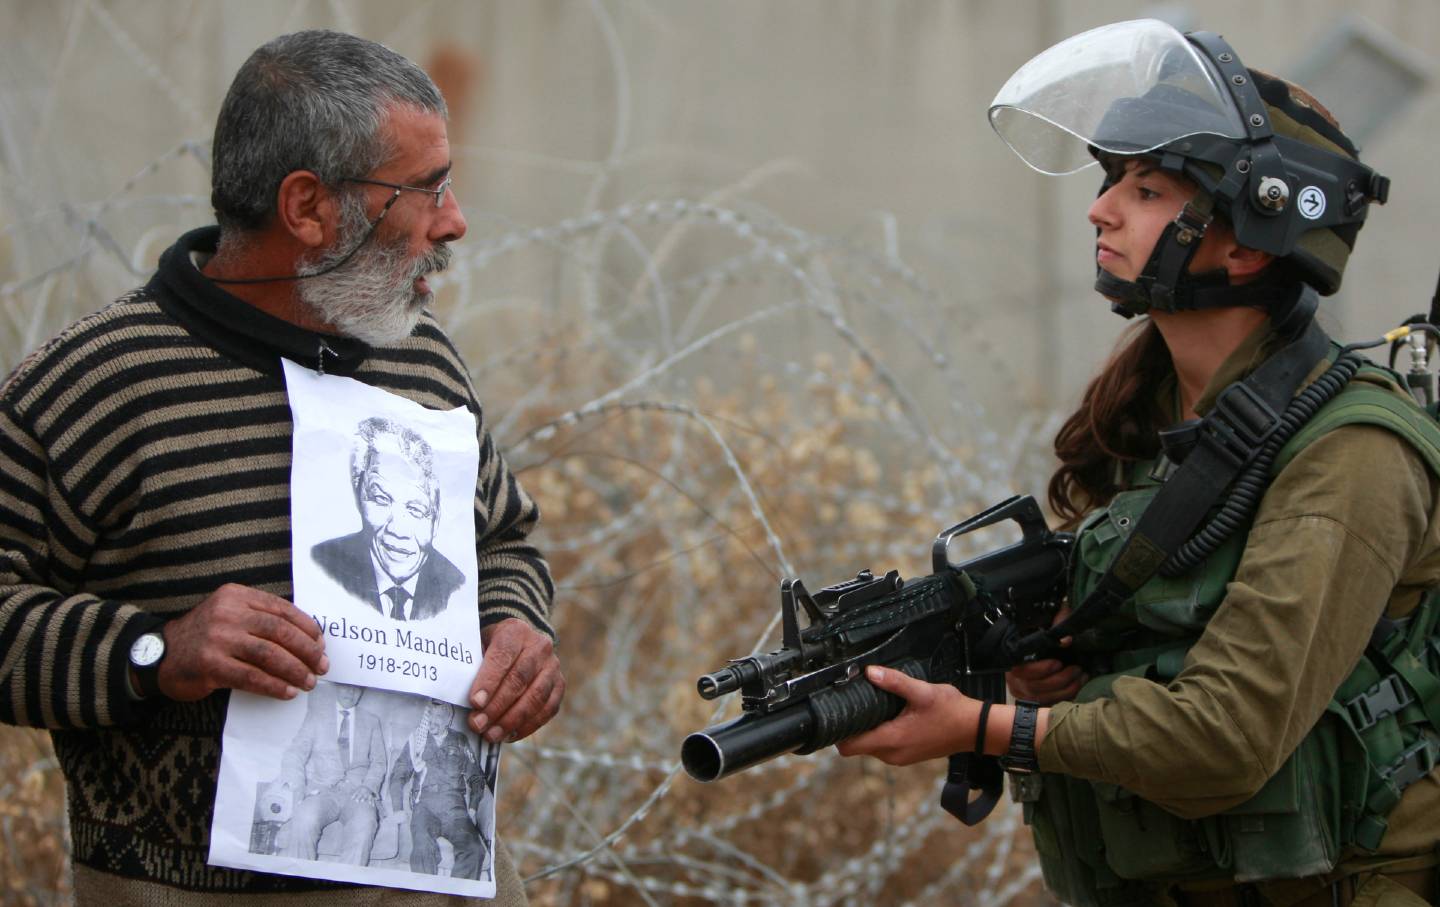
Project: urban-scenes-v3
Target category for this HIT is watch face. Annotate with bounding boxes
[130,632,165,668]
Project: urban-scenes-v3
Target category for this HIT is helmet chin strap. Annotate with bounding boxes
[1095,190,1305,318]
[1096,196,1228,317]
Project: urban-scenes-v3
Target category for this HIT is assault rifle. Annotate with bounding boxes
[681,495,1072,825]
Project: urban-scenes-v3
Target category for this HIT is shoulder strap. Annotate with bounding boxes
[1008,315,1333,659]
[1272,366,1440,476]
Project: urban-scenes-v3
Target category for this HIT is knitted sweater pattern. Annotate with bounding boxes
[0,227,553,891]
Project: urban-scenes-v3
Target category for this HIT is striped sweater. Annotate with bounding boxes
[0,226,553,892]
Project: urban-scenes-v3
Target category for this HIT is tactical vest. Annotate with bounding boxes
[1018,367,1440,907]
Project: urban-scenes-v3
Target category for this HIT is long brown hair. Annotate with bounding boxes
[1047,319,1171,526]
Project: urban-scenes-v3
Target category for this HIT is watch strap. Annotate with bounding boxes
[132,655,164,699]
[999,699,1041,774]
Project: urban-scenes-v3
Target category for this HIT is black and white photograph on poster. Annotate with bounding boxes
[284,359,482,706]
[209,681,501,898]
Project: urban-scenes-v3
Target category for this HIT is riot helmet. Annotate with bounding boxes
[989,19,1389,317]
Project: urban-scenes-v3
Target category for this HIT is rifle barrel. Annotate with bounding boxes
[697,665,745,699]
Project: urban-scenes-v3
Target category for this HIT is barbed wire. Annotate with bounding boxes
[0,14,1059,900]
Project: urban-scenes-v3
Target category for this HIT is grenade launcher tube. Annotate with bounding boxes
[681,657,924,782]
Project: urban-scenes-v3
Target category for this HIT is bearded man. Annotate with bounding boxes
[0,29,562,907]
[389,701,489,880]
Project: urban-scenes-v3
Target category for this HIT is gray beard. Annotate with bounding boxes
[297,201,452,347]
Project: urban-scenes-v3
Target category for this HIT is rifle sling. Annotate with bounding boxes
[941,752,1005,826]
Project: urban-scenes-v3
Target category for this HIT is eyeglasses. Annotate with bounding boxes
[341,175,453,210]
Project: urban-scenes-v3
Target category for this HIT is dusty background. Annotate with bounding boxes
[1,1,1437,905]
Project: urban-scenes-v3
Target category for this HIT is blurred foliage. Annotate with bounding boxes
[0,728,69,907]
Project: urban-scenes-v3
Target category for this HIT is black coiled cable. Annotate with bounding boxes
[1159,350,1366,576]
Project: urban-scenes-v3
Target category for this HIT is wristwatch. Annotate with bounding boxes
[128,630,168,699]
[999,699,1041,774]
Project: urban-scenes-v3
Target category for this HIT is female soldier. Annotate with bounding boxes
[837,20,1440,907]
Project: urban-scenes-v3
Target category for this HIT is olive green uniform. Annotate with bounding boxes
[1038,323,1440,902]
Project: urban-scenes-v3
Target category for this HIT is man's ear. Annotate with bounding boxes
[275,170,336,249]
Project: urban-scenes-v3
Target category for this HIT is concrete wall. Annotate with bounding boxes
[2,0,1437,413]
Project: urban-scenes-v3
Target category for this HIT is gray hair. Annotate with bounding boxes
[350,417,440,513]
[210,29,447,235]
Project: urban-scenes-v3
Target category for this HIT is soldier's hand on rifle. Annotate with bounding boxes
[156,584,328,701]
[1005,605,1086,704]
[839,665,1053,768]
[1007,660,1087,704]
[835,665,982,765]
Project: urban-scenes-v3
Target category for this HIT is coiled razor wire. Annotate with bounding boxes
[2,34,1057,895]
[0,188,1054,902]
[476,198,1022,500]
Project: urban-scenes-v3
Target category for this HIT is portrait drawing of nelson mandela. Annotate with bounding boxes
[312,416,464,621]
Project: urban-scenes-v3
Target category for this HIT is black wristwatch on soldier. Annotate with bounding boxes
[127,629,169,700]
[999,699,1041,774]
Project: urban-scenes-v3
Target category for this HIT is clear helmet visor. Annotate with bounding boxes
[988,19,1247,175]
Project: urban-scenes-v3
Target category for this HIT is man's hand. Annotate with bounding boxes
[157,584,328,701]
[835,666,981,766]
[468,618,563,743]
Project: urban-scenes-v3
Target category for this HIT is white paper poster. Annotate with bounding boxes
[283,358,482,706]
[209,681,501,898]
